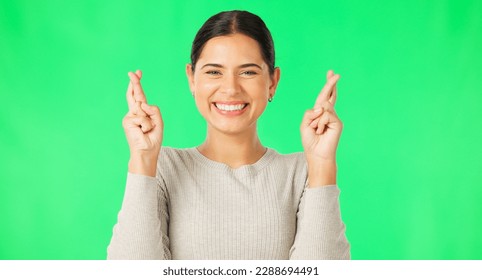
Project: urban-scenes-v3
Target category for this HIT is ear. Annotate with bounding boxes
[185,63,195,95]
[269,67,281,98]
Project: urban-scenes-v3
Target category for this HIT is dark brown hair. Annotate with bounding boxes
[190,10,275,75]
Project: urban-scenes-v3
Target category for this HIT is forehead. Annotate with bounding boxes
[198,33,264,64]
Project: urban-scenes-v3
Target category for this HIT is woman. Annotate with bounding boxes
[107,10,350,260]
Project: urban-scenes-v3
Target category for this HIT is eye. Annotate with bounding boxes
[205,70,221,75]
[241,70,258,76]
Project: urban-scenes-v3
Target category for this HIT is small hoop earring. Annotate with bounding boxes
[268,96,273,102]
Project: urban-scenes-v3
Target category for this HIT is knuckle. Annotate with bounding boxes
[320,113,329,122]
[133,116,145,124]
[122,115,131,126]
[138,116,148,123]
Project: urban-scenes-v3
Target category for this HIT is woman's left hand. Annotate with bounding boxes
[300,70,343,184]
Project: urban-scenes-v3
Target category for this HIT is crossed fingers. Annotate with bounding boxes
[126,70,148,116]
[308,70,341,134]
[314,70,339,109]
[124,70,162,134]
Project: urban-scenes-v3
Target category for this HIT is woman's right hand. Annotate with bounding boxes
[122,70,163,176]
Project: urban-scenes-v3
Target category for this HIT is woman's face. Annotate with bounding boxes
[186,33,280,135]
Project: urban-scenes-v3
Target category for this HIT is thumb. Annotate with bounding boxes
[141,103,163,127]
[301,108,324,128]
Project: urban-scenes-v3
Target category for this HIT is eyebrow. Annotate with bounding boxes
[200,63,262,70]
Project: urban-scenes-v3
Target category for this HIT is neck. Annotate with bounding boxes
[198,125,266,168]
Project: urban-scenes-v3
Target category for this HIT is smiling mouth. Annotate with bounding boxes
[214,103,248,112]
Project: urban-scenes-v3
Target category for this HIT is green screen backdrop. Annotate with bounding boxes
[1,0,481,259]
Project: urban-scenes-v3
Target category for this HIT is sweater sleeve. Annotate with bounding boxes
[289,185,350,260]
[107,172,171,260]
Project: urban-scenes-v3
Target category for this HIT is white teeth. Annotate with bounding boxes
[215,103,247,111]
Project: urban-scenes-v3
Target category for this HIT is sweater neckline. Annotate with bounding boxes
[187,147,276,177]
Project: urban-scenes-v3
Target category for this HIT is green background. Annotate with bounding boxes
[1,0,481,260]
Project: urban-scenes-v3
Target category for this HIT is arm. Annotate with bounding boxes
[293,70,349,259]
[107,70,169,259]
[107,173,171,260]
[289,185,350,260]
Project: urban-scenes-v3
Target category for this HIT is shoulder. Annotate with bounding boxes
[155,146,197,176]
[264,149,308,201]
[158,146,193,161]
[264,149,308,184]
[268,149,307,169]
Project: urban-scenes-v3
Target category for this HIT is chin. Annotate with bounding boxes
[209,120,257,136]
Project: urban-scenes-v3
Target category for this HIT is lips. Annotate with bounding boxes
[212,102,249,115]
[214,102,248,111]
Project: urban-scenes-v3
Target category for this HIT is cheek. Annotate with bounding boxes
[193,79,218,113]
[195,76,219,95]
[247,79,270,98]
[194,99,211,121]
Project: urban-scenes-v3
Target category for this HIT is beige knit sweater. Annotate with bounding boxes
[107,147,350,260]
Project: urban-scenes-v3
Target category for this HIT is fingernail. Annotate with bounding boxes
[314,108,322,113]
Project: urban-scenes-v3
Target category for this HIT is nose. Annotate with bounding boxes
[219,72,240,95]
